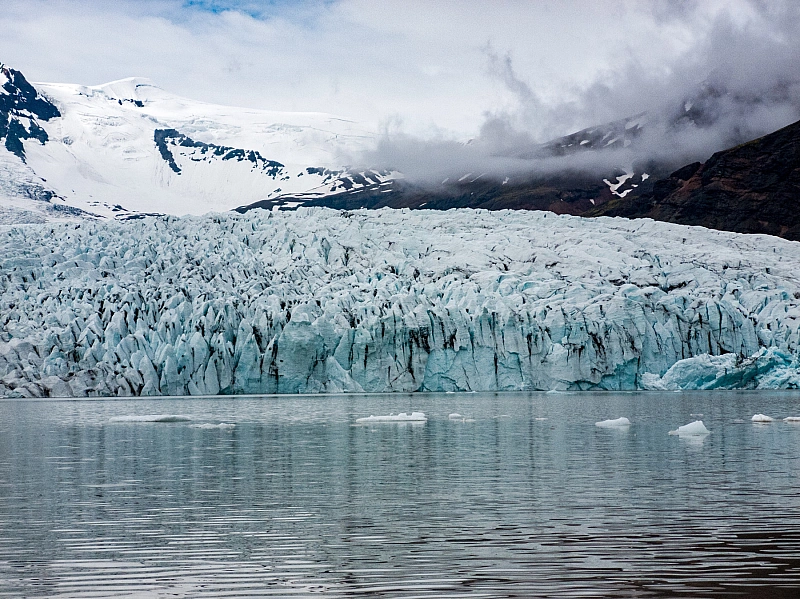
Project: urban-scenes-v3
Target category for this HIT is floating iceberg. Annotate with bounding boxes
[751,414,775,423]
[669,420,710,436]
[448,412,475,423]
[190,422,235,429]
[355,412,427,423]
[595,417,631,428]
[784,417,800,423]
[109,414,191,423]
[2,208,800,397]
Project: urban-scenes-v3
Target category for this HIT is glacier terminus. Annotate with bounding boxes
[2,208,800,398]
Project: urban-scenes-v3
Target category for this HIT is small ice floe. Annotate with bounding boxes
[109,415,191,423]
[535,417,548,421]
[356,412,427,423]
[190,423,235,430]
[669,420,710,436]
[595,417,631,428]
[751,414,775,423]
[448,413,475,423]
[690,413,703,417]
[783,417,800,423]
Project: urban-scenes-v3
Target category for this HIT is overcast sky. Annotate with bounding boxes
[2,0,799,177]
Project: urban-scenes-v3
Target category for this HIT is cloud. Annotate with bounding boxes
[1,0,798,181]
[363,0,800,180]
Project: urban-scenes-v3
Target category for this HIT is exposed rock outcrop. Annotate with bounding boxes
[594,119,800,240]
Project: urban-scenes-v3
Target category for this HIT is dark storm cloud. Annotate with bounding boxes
[365,0,800,182]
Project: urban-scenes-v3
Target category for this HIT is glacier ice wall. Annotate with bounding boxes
[2,208,800,397]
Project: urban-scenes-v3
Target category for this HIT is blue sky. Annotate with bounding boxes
[182,0,329,17]
[1,0,798,143]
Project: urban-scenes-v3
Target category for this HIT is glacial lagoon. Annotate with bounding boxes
[1,391,800,597]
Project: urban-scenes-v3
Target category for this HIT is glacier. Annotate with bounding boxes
[2,208,800,397]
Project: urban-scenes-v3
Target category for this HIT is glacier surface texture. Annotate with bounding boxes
[2,208,800,397]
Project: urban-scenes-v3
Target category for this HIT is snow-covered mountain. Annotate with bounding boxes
[3,208,800,397]
[0,64,395,222]
[2,63,796,233]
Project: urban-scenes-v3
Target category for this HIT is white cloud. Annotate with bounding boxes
[1,0,798,179]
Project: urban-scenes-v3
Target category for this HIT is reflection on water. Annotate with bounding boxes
[1,391,800,597]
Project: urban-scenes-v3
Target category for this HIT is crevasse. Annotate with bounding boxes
[2,208,800,397]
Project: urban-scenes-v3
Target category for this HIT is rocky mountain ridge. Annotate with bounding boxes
[593,119,800,240]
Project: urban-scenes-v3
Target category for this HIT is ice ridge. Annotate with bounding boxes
[2,208,800,397]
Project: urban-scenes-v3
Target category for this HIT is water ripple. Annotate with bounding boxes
[1,392,800,597]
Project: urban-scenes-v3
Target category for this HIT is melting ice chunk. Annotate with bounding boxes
[783,416,800,423]
[669,420,710,436]
[109,414,192,423]
[448,413,475,423]
[595,417,631,428]
[190,423,235,430]
[751,414,775,423]
[356,412,427,423]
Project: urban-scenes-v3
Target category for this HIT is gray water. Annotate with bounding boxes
[1,391,800,598]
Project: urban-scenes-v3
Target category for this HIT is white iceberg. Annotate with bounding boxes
[595,417,631,428]
[190,422,235,429]
[751,414,775,423]
[109,414,191,423]
[783,417,800,423]
[669,420,710,436]
[356,411,427,423]
[448,413,475,423]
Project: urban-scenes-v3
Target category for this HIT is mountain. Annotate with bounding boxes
[235,112,664,215]
[592,118,800,240]
[3,62,798,239]
[237,79,798,221]
[237,169,655,215]
[0,63,712,224]
[0,63,394,223]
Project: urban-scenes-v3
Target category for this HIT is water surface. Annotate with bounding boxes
[2,391,800,597]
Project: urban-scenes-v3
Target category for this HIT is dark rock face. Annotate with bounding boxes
[536,113,646,158]
[237,169,660,217]
[594,119,800,240]
[153,128,285,176]
[301,173,618,214]
[0,65,61,161]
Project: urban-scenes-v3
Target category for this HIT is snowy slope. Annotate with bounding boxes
[2,209,800,397]
[1,72,392,220]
